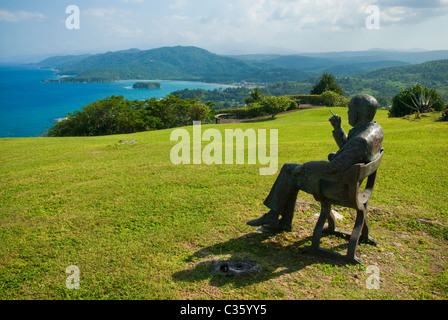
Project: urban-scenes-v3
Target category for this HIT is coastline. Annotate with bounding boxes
[44,76,241,87]
[0,66,234,138]
[41,68,240,87]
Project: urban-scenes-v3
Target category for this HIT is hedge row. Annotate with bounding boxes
[288,94,326,105]
[215,97,299,119]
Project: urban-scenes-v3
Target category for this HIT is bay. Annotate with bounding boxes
[0,65,229,138]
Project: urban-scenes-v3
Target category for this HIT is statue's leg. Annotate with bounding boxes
[248,163,301,231]
[275,190,299,231]
[263,163,301,214]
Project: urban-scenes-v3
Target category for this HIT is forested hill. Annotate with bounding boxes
[230,49,448,76]
[36,45,448,102]
[37,46,448,84]
[171,59,448,107]
[38,46,276,83]
[357,58,448,83]
[338,59,448,98]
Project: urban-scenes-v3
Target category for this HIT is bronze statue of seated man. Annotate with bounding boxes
[247,94,384,232]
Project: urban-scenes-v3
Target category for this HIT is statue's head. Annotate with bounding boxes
[348,94,378,127]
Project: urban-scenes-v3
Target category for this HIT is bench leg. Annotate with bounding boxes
[303,204,378,264]
[325,206,336,233]
[346,209,366,264]
[311,203,331,249]
[359,212,378,245]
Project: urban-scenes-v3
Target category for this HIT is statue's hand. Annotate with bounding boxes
[329,114,342,130]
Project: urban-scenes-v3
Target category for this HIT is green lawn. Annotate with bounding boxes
[1,107,447,300]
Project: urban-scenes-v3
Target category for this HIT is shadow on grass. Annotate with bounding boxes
[172,231,350,288]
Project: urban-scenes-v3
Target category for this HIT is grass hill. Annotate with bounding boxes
[1,108,447,299]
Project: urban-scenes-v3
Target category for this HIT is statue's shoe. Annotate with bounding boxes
[246,213,279,228]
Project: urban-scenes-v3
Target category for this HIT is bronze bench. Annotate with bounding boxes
[302,149,384,264]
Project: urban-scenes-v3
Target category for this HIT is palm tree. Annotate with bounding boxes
[245,87,264,105]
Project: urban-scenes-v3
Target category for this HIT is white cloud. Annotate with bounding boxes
[381,6,412,23]
[6,0,442,57]
[0,9,46,22]
[149,0,447,53]
[84,8,133,21]
[74,0,448,50]
[376,0,448,24]
[169,0,187,9]
[82,7,146,39]
[161,0,371,47]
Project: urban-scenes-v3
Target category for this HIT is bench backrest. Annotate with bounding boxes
[314,149,384,210]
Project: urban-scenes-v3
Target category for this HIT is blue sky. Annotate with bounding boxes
[1,0,447,62]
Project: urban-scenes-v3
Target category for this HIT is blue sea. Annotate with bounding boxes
[0,65,230,138]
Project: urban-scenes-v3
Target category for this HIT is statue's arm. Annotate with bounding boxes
[332,127,347,149]
[302,137,368,177]
[329,114,347,148]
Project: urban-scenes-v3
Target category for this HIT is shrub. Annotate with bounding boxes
[441,107,448,121]
[214,95,297,119]
[320,91,350,108]
[286,100,299,111]
[213,104,266,120]
[289,92,348,108]
[389,84,446,118]
[288,94,325,105]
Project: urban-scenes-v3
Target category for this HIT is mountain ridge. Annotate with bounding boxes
[39,46,263,83]
[37,46,448,84]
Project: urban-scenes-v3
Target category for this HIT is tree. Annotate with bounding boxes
[47,95,154,136]
[389,84,446,118]
[310,73,344,95]
[145,94,201,128]
[190,102,211,122]
[47,94,209,136]
[260,96,293,118]
[245,87,264,105]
